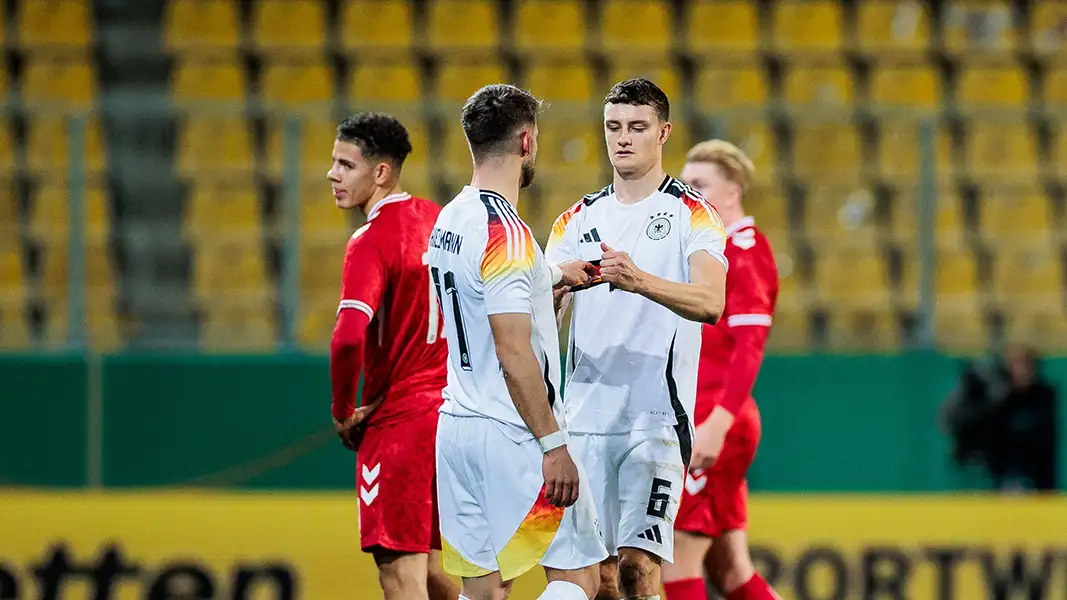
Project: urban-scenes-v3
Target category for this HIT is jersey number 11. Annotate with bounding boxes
[430,266,473,371]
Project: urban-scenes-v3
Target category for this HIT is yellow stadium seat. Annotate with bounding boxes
[22,58,96,108]
[600,0,672,57]
[979,187,1054,244]
[526,62,595,106]
[29,182,110,245]
[436,61,509,103]
[1031,2,1067,58]
[991,249,1063,308]
[170,58,246,104]
[0,299,28,349]
[935,248,980,305]
[0,63,7,101]
[183,184,261,241]
[771,0,843,55]
[745,185,789,238]
[402,119,433,176]
[0,250,24,293]
[264,116,337,182]
[163,0,240,53]
[695,67,768,112]
[0,184,17,241]
[43,301,122,350]
[37,243,116,303]
[607,65,680,106]
[426,0,499,54]
[803,184,879,245]
[192,242,270,303]
[200,304,277,352]
[827,309,901,351]
[962,121,1038,184]
[339,0,413,55]
[261,61,334,111]
[252,0,325,53]
[176,116,254,178]
[869,65,941,110]
[301,242,346,297]
[441,122,473,180]
[1005,310,1067,354]
[349,61,422,105]
[0,118,14,177]
[935,305,990,352]
[792,122,862,182]
[299,185,353,244]
[1044,68,1067,110]
[875,119,954,183]
[766,306,810,351]
[514,0,585,56]
[813,246,891,309]
[25,115,106,177]
[942,1,1018,55]
[855,1,931,56]
[957,66,1028,111]
[536,118,603,176]
[783,64,854,109]
[891,186,962,246]
[298,299,340,349]
[18,0,92,50]
[717,120,778,185]
[1053,126,1067,179]
[686,0,758,56]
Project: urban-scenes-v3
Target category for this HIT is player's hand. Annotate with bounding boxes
[553,287,570,312]
[333,399,381,452]
[556,260,599,289]
[690,406,735,470]
[599,243,645,292]
[542,445,580,508]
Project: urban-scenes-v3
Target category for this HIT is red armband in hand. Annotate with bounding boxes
[330,309,370,422]
[719,325,770,415]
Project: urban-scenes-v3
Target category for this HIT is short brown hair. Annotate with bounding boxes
[461,84,542,162]
[604,78,669,122]
[685,139,755,193]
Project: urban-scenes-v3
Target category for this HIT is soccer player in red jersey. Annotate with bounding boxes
[328,113,458,600]
[662,141,781,600]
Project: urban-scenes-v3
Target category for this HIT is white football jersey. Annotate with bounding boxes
[545,176,728,435]
[428,186,562,442]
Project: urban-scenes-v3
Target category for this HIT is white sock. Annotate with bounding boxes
[537,580,588,600]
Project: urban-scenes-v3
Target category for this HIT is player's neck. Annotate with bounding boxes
[720,207,747,230]
[471,168,521,208]
[360,184,405,218]
[612,163,666,205]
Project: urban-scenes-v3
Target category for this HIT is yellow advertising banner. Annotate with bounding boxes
[1,492,1066,600]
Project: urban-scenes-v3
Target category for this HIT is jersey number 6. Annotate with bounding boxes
[646,477,672,519]
[430,267,473,371]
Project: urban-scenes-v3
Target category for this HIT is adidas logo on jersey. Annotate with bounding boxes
[580,228,602,244]
[636,524,663,544]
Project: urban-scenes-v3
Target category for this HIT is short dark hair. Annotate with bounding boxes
[461,84,541,162]
[604,78,670,122]
[336,112,412,168]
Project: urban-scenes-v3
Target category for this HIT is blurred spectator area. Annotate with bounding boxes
[0,0,1066,353]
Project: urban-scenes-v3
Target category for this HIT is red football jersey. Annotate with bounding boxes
[695,216,779,422]
[338,193,447,427]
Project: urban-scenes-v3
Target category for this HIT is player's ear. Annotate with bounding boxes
[373,161,392,186]
[520,130,531,157]
[659,121,672,146]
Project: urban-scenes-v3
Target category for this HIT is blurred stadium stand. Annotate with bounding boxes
[0,0,1063,354]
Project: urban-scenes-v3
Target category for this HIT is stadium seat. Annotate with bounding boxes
[441,121,474,180]
[812,246,891,309]
[935,305,990,352]
[600,0,672,58]
[1044,68,1067,111]
[0,250,23,295]
[956,66,1028,112]
[29,182,110,245]
[694,67,769,113]
[716,120,778,185]
[525,62,595,107]
[37,243,116,303]
[301,242,345,298]
[935,248,980,306]
[770,0,843,56]
[183,183,261,242]
[1005,310,1067,353]
[536,117,603,176]
[163,0,240,53]
[298,299,340,348]
[1052,125,1067,178]
[43,301,122,350]
[745,185,789,238]
[827,309,901,350]
[401,119,432,180]
[25,115,107,178]
[869,65,942,111]
[992,248,1064,311]
[200,304,277,352]
[875,119,954,184]
[782,64,854,110]
[961,121,1038,184]
[17,0,92,50]
[891,186,963,246]
[339,0,414,55]
[263,116,337,182]
[252,0,325,54]
[607,64,680,106]
[978,187,1054,245]
[0,62,7,101]
[436,61,509,103]
[426,0,500,55]
[765,306,811,351]
[260,60,334,111]
[0,184,17,240]
[514,0,586,56]
[192,242,270,303]
[942,1,1018,56]
[0,270,28,349]
[854,0,931,57]
[170,58,246,104]
[22,58,96,108]
[791,122,862,182]
[685,1,759,57]
[348,61,423,105]
[176,116,254,178]
[1031,1,1067,58]
[0,118,14,177]
[803,184,879,246]
[298,184,353,244]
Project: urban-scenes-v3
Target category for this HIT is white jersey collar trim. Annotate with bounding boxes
[726,215,756,238]
[366,192,411,221]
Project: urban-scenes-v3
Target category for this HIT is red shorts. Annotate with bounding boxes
[675,399,761,538]
[356,407,441,554]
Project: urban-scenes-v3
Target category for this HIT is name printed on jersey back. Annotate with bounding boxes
[429,227,464,255]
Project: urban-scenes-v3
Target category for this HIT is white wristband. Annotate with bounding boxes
[549,263,563,286]
[537,431,566,454]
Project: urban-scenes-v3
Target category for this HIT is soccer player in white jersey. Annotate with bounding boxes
[428,83,607,600]
[545,79,729,600]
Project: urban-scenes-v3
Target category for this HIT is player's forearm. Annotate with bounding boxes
[330,310,369,422]
[719,326,770,414]
[634,273,724,324]
[496,346,560,439]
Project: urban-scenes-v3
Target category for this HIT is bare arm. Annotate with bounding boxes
[488,313,560,439]
[600,243,726,324]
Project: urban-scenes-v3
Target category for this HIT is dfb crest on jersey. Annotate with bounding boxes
[646,212,672,240]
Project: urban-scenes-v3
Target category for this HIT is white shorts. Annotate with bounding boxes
[569,424,690,562]
[436,413,608,581]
